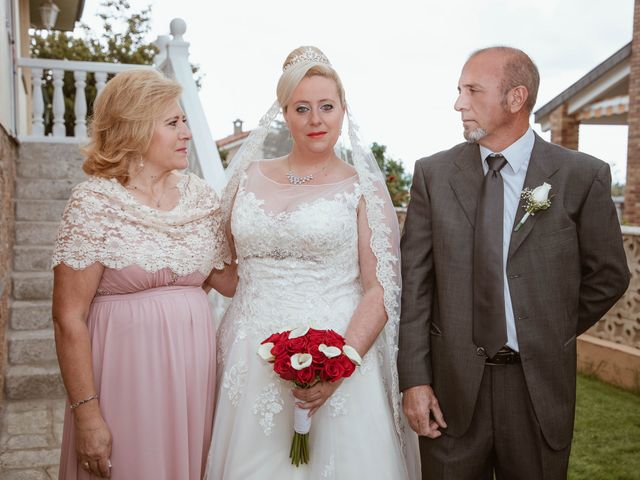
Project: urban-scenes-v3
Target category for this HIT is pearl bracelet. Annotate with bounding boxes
[70,394,99,410]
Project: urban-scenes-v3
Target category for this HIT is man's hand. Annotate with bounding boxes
[402,384,447,438]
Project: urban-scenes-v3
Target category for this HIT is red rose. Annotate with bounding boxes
[274,357,295,381]
[308,344,327,366]
[321,357,347,382]
[337,354,356,378]
[271,341,288,357]
[295,367,316,386]
[263,331,288,345]
[286,335,309,353]
[324,330,346,348]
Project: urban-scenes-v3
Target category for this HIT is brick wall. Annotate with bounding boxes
[624,0,640,226]
[0,125,17,404]
[549,104,579,151]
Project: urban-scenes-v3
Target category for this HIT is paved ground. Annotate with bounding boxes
[0,398,64,479]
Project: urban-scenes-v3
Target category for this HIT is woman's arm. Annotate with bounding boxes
[204,220,239,297]
[343,198,388,356]
[53,262,112,478]
[294,198,389,415]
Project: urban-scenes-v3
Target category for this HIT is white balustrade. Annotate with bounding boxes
[16,58,153,143]
[30,68,44,136]
[74,70,87,137]
[16,19,226,195]
[51,69,65,137]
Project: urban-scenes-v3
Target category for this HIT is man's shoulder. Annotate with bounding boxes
[536,136,607,175]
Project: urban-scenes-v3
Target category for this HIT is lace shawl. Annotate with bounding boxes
[52,173,231,276]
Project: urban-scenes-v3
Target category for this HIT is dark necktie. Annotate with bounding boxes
[473,154,508,358]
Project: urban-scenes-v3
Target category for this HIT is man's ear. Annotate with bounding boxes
[508,86,529,114]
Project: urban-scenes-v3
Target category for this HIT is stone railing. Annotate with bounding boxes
[588,225,640,350]
[15,19,225,194]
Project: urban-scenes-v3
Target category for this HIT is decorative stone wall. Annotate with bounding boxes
[589,227,640,349]
[0,125,17,403]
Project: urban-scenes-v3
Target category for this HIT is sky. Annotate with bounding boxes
[81,0,633,183]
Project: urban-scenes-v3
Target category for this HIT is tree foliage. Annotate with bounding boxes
[371,142,412,207]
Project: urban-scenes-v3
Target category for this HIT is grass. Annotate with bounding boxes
[569,374,640,480]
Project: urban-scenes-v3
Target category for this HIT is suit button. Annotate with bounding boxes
[507,274,521,279]
[476,347,486,356]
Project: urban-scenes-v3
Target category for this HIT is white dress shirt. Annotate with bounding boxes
[479,127,535,352]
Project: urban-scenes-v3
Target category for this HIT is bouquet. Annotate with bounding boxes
[257,326,362,466]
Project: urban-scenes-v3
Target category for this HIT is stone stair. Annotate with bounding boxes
[1,142,85,478]
[5,143,84,403]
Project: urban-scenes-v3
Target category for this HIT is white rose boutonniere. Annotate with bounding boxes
[514,182,552,232]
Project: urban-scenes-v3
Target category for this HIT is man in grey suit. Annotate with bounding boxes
[398,46,630,479]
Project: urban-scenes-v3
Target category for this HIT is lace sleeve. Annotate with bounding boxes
[52,181,110,270]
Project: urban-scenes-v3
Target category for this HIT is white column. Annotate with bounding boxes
[95,71,107,97]
[166,18,226,194]
[74,70,88,137]
[153,35,170,67]
[30,68,45,136]
[52,69,66,137]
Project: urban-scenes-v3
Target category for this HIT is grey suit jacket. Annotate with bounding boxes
[398,134,630,450]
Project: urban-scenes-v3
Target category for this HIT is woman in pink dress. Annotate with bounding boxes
[52,69,235,479]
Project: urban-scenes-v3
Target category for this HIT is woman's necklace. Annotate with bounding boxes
[126,180,170,208]
[286,155,331,185]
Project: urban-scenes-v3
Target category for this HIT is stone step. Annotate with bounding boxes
[4,364,65,400]
[10,300,52,331]
[15,221,60,246]
[15,199,67,222]
[17,141,84,167]
[13,246,53,272]
[8,330,57,365]
[15,178,78,200]
[17,156,86,180]
[12,272,53,301]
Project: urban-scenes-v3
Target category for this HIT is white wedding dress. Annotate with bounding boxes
[205,161,413,479]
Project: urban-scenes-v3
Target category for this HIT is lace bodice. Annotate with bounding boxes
[52,173,230,276]
[219,162,364,350]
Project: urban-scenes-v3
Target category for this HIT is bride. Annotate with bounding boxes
[206,46,419,479]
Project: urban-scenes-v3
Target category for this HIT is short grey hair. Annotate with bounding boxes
[470,46,540,113]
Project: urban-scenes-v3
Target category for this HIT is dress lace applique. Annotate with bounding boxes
[52,173,231,275]
[328,392,349,418]
[223,360,248,407]
[321,455,335,478]
[252,382,284,436]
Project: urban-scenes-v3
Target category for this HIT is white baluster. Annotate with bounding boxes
[30,68,44,136]
[95,71,107,97]
[74,70,87,137]
[52,69,65,137]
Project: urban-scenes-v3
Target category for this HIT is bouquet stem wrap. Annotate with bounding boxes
[291,405,312,466]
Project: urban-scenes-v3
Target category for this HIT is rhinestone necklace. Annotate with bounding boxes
[286,155,330,185]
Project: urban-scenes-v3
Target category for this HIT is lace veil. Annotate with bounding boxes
[220,48,410,456]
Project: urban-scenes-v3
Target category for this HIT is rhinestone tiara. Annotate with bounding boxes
[283,48,331,71]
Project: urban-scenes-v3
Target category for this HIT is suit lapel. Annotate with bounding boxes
[449,144,484,227]
[508,134,560,260]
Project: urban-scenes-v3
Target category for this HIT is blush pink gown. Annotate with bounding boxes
[53,174,229,480]
[58,267,216,480]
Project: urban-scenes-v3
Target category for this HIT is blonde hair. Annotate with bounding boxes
[82,69,182,184]
[276,46,346,111]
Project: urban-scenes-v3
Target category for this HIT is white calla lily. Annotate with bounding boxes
[289,326,310,339]
[318,343,341,358]
[290,353,313,370]
[342,345,363,366]
[257,342,275,362]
